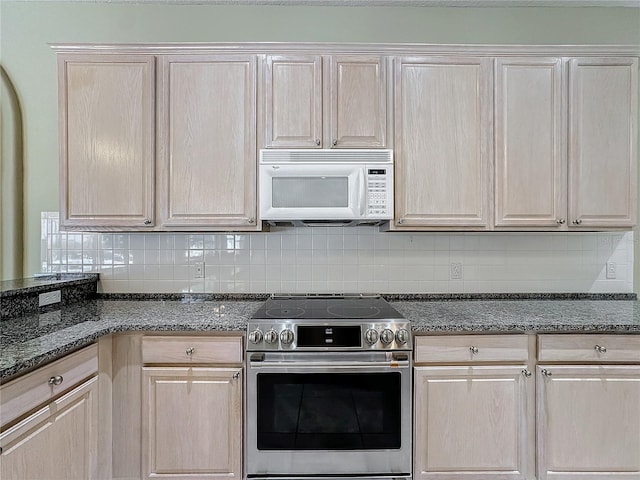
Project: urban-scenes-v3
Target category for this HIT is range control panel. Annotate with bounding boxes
[246,321,412,352]
[365,166,393,219]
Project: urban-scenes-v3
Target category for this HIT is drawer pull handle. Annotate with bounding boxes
[469,346,479,354]
[233,371,241,380]
[541,369,552,377]
[594,344,607,354]
[521,369,532,378]
[185,347,195,356]
[48,375,64,386]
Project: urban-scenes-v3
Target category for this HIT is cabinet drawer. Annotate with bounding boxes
[538,334,640,362]
[142,335,243,365]
[0,343,98,427]
[415,334,529,363]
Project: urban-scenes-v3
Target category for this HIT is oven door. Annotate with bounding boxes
[246,351,412,478]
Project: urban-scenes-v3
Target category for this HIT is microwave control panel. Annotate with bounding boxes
[366,166,393,218]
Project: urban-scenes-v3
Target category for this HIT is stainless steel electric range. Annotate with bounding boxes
[245,294,412,480]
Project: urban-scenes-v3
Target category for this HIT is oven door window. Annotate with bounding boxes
[256,372,401,450]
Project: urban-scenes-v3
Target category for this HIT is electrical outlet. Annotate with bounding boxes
[194,262,205,278]
[450,262,463,280]
[606,262,616,279]
[598,235,612,251]
[39,290,61,307]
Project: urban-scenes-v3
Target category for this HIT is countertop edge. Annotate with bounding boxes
[2,297,639,383]
[3,320,639,383]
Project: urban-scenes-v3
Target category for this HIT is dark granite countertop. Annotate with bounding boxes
[0,273,99,297]
[1,297,639,382]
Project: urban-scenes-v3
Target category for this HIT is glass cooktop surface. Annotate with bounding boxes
[251,294,402,320]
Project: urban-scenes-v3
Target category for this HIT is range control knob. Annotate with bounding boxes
[280,329,294,345]
[364,328,379,345]
[380,329,395,345]
[395,328,409,345]
[264,330,279,344]
[248,329,263,344]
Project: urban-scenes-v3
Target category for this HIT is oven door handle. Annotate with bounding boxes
[250,362,411,370]
[248,353,411,369]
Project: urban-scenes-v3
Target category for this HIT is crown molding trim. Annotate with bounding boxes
[49,42,640,55]
[16,0,640,6]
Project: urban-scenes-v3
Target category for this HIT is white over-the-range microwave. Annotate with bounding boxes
[259,149,394,224]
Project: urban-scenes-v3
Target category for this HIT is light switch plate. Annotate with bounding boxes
[39,290,62,307]
[194,262,205,278]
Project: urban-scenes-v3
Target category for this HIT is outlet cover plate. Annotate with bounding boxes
[606,262,616,279]
[450,262,463,280]
[39,290,62,307]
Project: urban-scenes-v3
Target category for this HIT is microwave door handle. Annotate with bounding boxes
[357,168,366,216]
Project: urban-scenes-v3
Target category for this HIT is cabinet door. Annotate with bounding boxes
[264,55,322,148]
[159,55,258,229]
[59,55,155,228]
[568,57,638,228]
[141,367,242,480]
[0,377,98,480]
[537,365,640,480]
[394,57,492,228]
[329,55,388,148]
[495,58,565,228]
[414,365,534,480]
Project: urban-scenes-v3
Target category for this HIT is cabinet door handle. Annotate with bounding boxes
[315,139,321,146]
[469,346,479,354]
[185,347,195,356]
[594,344,607,354]
[572,219,583,225]
[248,217,255,224]
[521,369,532,378]
[143,219,152,225]
[48,375,64,386]
[556,218,566,225]
[541,368,552,377]
[233,371,241,380]
[332,139,337,147]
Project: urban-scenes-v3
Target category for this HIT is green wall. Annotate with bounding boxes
[1,2,639,281]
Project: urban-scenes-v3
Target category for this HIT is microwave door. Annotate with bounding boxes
[260,164,361,220]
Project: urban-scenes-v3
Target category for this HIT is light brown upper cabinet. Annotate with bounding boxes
[58,54,156,229]
[495,56,638,230]
[393,56,493,229]
[157,55,259,230]
[494,58,566,228]
[262,54,389,149]
[56,45,638,233]
[568,57,638,229]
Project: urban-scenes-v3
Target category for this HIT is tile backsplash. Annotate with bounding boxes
[41,212,633,294]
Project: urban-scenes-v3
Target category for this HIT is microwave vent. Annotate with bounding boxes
[260,149,393,164]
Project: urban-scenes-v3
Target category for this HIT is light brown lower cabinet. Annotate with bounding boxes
[0,344,99,480]
[413,334,535,480]
[536,335,640,480]
[0,376,98,480]
[140,335,243,480]
[414,334,640,480]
